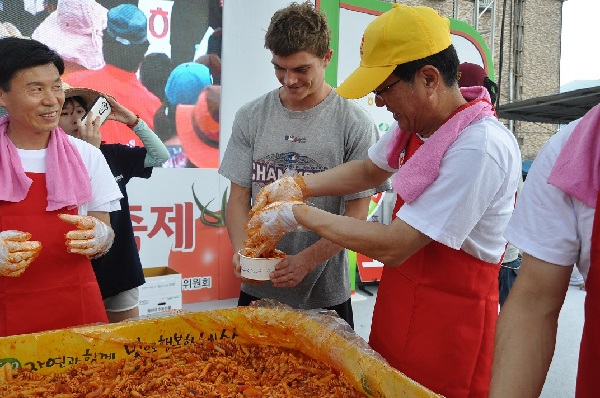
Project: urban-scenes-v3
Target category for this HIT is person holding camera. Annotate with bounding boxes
[59,85,169,323]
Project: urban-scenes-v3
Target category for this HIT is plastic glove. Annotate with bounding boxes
[58,214,115,259]
[0,230,42,277]
[250,173,308,216]
[244,201,303,258]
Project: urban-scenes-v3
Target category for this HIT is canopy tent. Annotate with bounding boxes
[497,86,600,124]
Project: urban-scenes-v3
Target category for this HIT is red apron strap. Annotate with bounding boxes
[575,190,600,397]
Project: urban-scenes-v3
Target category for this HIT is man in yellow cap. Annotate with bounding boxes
[245,4,521,397]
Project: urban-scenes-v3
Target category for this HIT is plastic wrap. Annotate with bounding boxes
[0,300,442,397]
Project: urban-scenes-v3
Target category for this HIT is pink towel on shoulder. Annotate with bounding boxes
[386,86,496,204]
[0,115,92,211]
[547,104,600,208]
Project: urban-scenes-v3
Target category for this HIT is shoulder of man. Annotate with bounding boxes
[234,89,277,119]
[331,90,370,111]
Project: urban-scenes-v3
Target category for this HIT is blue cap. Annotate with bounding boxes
[165,63,212,106]
[106,4,148,45]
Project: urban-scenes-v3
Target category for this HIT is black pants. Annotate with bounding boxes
[238,290,354,329]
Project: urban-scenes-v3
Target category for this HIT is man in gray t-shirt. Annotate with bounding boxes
[218,2,385,328]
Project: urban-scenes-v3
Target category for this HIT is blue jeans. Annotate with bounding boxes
[499,257,521,308]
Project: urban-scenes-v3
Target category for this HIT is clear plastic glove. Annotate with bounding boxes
[58,214,115,259]
[0,231,42,277]
[244,201,303,258]
[250,172,308,216]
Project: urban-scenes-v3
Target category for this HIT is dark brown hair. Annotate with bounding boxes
[264,1,330,58]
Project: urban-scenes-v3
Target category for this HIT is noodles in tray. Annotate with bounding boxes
[0,339,366,397]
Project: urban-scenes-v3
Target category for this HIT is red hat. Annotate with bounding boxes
[458,62,488,88]
[175,85,220,168]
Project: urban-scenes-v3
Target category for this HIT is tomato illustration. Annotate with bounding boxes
[168,186,240,303]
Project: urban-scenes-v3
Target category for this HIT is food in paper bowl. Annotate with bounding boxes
[239,249,285,280]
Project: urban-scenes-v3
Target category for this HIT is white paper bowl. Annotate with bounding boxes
[238,249,284,281]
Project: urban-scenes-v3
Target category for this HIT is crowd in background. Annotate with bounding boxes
[1,2,597,397]
[0,0,223,168]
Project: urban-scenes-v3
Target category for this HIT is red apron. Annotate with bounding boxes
[575,190,600,397]
[370,133,499,397]
[0,173,107,337]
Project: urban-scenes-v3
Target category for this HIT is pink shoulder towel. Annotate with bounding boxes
[386,86,496,204]
[0,115,92,211]
[547,104,600,208]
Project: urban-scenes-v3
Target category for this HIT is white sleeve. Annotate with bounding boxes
[504,126,581,266]
[368,123,397,173]
[86,150,122,212]
[71,139,123,215]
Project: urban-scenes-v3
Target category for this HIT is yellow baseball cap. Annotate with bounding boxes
[336,4,451,99]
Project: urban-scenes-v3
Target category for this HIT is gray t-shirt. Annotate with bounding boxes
[219,87,384,309]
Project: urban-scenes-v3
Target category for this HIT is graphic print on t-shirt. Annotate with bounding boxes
[252,152,326,186]
[284,135,306,143]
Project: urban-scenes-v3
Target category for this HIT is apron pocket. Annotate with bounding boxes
[5,284,87,336]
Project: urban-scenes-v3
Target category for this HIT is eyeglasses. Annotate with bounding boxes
[373,79,402,100]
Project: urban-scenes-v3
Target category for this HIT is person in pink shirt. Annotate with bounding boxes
[65,4,160,147]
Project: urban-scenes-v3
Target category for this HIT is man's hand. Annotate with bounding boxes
[244,201,303,258]
[250,175,307,216]
[58,214,115,259]
[269,254,311,287]
[0,231,42,277]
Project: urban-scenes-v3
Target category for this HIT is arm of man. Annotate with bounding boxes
[490,253,571,398]
[303,159,392,198]
[88,211,110,227]
[270,196,371,287]
[225,182,252,275]
[292,204,432,266]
